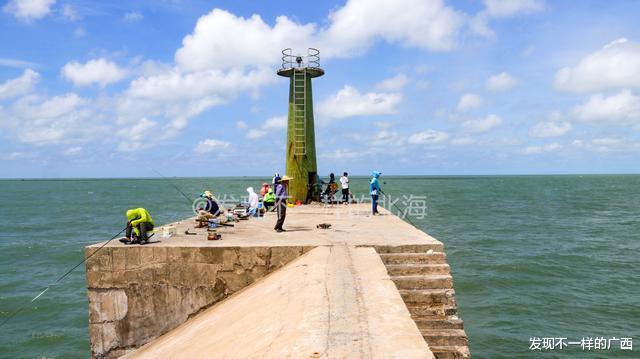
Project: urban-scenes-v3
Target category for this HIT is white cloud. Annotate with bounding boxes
[118,67,274,137]
[320,0,464,57]
[529,121,571,137]
[123,11,143,22]
[407,129,449,144]
[236,120,248,129]
[175,9,316,71]
[262,115,287,130]
[523,143,562,154]
[1,93,108,145]
[318,85,401,121]
[0,69,39,100]
[555,38,640,93]
[3,0,55,21]
[245,115,287,139]
[484,0,544,17]
[375,74,409,91]
[456,93,482,112]
[61,4,78,21]
[62,146,82,156]
[0,57,38,69]
[572,90,640,125]
[320,149,364,160]
[1,151,35,160]
[461,114,502,133]
[62,59,127,87]
[115,118,158,152]
[175,1,464,72]
[529,113,572,137]
[195,138,232,153]
[486,72,518,91]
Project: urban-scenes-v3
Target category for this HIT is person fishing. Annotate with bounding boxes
[274,175,292,232]
[125,208,154,243]
[197,190,221,222]
[370,171,382,215]
[263,187,276,212]
[322,173,338,203]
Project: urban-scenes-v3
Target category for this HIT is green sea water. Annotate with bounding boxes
[0,176,638,358]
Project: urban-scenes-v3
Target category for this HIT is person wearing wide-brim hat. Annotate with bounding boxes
[274,175,293,232]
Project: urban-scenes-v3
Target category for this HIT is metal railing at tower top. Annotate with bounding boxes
[281,48,321,70]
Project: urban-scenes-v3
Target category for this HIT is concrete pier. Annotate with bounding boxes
[85,203,469,358]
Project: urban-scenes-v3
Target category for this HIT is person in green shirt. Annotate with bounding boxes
[125,208,154,243]
[263,188,276,212]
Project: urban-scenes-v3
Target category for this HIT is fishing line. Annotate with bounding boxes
[151,168,193,203]
[380,191,421,228]
[0,226,127,329]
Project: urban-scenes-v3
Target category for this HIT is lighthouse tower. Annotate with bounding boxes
[277,48,324,203]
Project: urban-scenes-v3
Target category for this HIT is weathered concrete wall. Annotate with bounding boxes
[85,245,313,358]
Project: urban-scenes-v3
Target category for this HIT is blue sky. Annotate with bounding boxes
[1,0,639,178]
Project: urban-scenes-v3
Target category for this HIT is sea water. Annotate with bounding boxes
[0,176,638,358]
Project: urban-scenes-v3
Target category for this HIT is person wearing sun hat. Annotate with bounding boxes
[274,175,293,232]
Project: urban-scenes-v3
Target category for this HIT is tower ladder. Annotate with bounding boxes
[293,69,306,156]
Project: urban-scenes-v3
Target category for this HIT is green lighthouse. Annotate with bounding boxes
[277,48,324,203]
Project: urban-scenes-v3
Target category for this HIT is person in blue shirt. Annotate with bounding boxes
[370,171,382,215]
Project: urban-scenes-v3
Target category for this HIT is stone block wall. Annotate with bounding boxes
[85,245,312,358]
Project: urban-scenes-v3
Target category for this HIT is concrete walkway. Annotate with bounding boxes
[91,203,442,249]
[124,245,434,359]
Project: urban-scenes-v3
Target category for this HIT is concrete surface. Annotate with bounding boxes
[88,203,443,249]
[123,246,434,359]
[85,203,467,358]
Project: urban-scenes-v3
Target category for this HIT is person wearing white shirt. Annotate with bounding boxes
[339,172,350,204]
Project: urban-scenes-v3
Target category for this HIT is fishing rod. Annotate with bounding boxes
[0,226,127,329]
[151,168,193,203]
[379,190,421,228]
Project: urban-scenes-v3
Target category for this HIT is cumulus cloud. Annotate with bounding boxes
[320,0,464,57]
[407,129,449,144]
[375,74,409,91]
[1,93,108,145]
[175,9,316,71]
[118,67,274,136]
[523,142,562,154]
[555,38,640,93]
[571,90,640,125]
[175,1,464,72]
[456,93,482,112]
[62,146,82,156]
[195,138,232,153]
[246,115,287,139]
[3,0,55,21]
[461,114,502,133]
[62,59,127,87]
[529,121,571,137]
[484,0,544,17]
[317,85,401,121]
[320,149,364,160]
[529,112,572,137]
[0,69,39,100]
[486,72,518,91]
